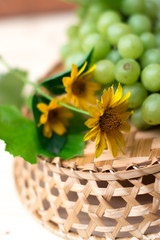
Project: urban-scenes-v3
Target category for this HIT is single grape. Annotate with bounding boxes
[64,52,85,69]
[106,23,132,45]
[144,0,158,19]
[118,34,144,59]
[106,50,122,63]
[82,33,111,60]
[123,83,148,108]
[94,60,115,84]
[128,14,152,35]
[79,21,97,40]
[115,59,141,84]
[67,25,79,40]
[140,33,156,51]
[140,49,160,68]
[87,2,107,21]
[97,11,121,35]
[131,108,150,130]
[142,93,160,125]
[70,39,82,52]
[121,0,145,16]
[141,64,160,92]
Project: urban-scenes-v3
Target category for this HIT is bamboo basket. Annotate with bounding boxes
[14,63,160,240]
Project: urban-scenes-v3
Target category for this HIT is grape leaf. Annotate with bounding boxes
[41,49,93,95]
[0,105,56,164]
[0,69,26,109]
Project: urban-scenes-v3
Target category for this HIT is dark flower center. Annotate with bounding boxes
[71,80,86,97]
[48,109,58,122]
[99,108,122,133]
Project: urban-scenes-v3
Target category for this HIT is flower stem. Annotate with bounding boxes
[57,101,90,116]
[0,56,90,116]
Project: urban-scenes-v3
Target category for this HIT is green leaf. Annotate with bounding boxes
[32,94,87,160]
[0,69,26,109]
[32,94,67,155]
[0,105,56,164]
[41,49,93,95]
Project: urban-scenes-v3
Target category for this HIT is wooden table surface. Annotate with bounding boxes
[0,12,75,240]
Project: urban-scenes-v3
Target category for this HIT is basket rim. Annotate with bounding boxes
[37,157,160,181]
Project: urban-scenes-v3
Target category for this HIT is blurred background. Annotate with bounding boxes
[0,0,76,81]
[0,0,75,16]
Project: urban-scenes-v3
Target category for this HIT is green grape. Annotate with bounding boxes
[144,0,158,19]
[67,25,79,40]
[60,44,72,60]
[70,39,82,52]
[121,0,145,16]
[79,21,97,40]
[94,60,115,84]
[82,33,111,60]
[140,33,156,50]
[141,64,160,92]
[106,23,132,45]
[128,14,152,35]
[115,59,141,84]
[140,49,160,68]
[155,33,160,48]
[64,52,85,69]
[76,6,88,19]
[123,83,148,108]
[87,2,107,21]
[131,108,150,130]
[142,93,160,125]
[106,50,122,63]
[97,11,121,35]
[118,34,144,59]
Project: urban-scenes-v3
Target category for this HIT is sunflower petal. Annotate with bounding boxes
[114,131,125,147]
[102,87,114,109]
[62,77,73,87]
[58,108,73,118]
[51,121,66,136]
[110,83,123,106]
[77,61,87,76]
[49,99,59,110]
[43,122,52,138]
[88,105,101,118]
[82,64,96,77]
[106,134,119,158]
[95,133,108,158]
[71,64,78,80]
[85,117,98,128]
[120,122,131,132]
[37,103,48,113]
[40,113,48,125]
[118,91,131,105]
[84,125,99,141]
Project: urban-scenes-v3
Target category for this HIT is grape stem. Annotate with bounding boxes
[0,56,90,116]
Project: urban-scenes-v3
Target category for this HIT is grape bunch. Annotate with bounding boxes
[60,0,160,130]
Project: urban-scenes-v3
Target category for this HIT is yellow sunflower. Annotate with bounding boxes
[84,84,132,158]
[37,98,73,138]
[62,61,101,110]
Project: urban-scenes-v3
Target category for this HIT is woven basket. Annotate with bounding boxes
[14,64,160,240]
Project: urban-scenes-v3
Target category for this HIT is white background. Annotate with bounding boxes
[0,12,75,240]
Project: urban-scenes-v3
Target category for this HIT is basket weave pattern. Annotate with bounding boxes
[14,128,160,240]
